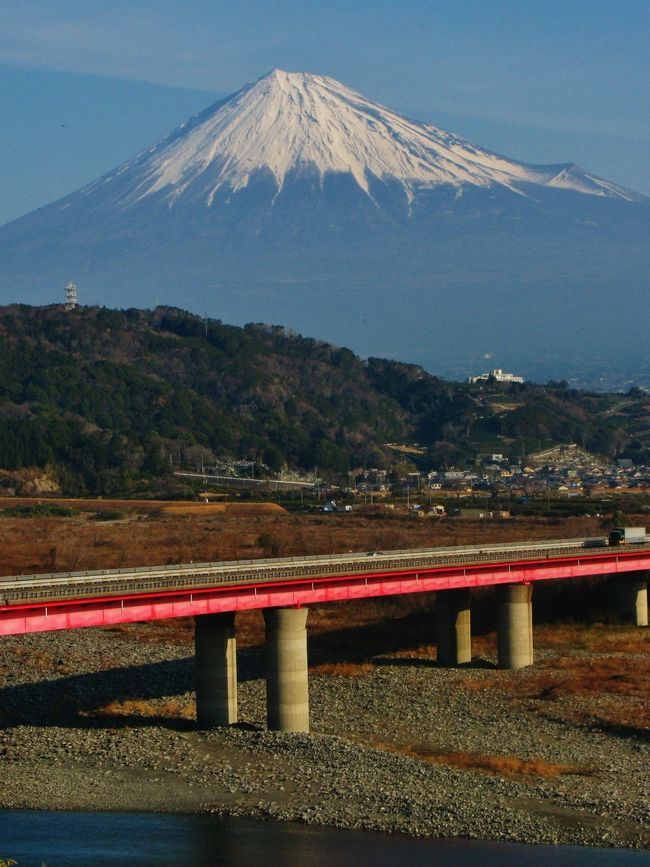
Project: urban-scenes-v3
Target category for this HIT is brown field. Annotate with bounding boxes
[80,697,196,724]
[0,495,285,517]
[0,497,609,576]
[361,739,590,778]
[155,502,286,516]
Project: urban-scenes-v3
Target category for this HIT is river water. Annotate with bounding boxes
[0,812,647,867]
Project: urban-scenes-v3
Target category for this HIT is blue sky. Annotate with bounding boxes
[2,0,649,225]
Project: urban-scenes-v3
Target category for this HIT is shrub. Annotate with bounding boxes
[256,531,285,557]
[0,504,77,518]
[90,510,124,521]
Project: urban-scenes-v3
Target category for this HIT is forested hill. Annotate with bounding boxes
[0,304,646,496]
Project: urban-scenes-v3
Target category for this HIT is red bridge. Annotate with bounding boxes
[2,536,648,732]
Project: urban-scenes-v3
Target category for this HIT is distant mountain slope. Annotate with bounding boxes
[0,70,649,384]
[0,304,646,496]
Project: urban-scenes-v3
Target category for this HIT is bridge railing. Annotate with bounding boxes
[0,535,607,583]
[3,537,649,607]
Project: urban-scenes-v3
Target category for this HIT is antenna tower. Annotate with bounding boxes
[65,281,78,311]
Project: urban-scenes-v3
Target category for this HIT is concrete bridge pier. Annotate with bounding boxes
[436,588,472,666]
[195,612,238,728]
[264,607,310,733]
[497,583,533,670]
[616,575,648,626]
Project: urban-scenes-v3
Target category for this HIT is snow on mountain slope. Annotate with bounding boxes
[84,69,639,209]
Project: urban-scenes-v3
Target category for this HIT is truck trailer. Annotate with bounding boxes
[608,526,646,546]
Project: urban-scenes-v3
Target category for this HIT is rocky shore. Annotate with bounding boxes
[0,626,648,850]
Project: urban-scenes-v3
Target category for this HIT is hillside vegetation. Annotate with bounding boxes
[0,304,646,496]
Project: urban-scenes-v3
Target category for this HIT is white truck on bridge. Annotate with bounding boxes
[608,526,646,545]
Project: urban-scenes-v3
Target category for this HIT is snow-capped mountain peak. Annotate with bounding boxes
[95,69,638,208]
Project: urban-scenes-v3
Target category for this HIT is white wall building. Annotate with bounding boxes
[469,368,524,384]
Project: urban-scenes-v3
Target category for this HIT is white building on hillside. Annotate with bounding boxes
[469,368,524,384]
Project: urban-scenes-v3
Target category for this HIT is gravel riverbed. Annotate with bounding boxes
[0,627,648,850]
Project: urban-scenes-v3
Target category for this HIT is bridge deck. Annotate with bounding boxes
[1,537,649,636]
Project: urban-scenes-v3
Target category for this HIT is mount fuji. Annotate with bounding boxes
[1,69,649,383]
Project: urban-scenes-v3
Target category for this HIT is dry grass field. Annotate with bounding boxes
[357,739,589,779]
[0,496,605,576]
